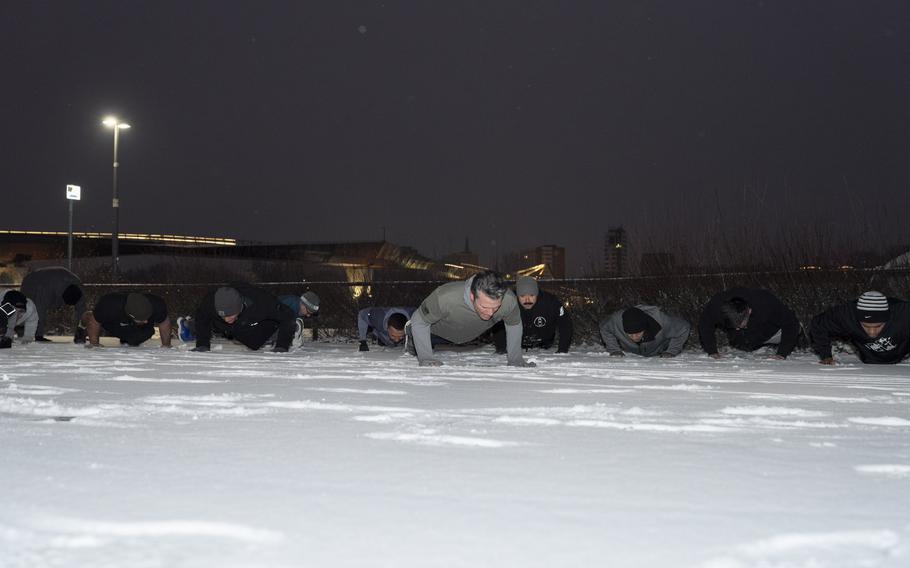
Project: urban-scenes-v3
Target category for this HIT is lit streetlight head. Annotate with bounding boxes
[118,123,131,130]
[102,116,118,127]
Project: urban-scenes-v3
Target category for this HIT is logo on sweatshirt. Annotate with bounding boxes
[865,337,896,352]
[533,316,547,328]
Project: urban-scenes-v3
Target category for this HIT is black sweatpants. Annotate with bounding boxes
[213,319,279,351]
[104,324,155,346]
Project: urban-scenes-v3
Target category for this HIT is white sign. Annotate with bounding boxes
[66,185,81,201]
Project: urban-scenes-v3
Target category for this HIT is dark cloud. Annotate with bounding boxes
[2,1,908,273]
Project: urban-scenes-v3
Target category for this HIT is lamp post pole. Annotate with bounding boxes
[65,184,82,271]
[102,117,130,280]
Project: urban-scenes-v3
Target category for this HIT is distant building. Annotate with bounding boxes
[518,245,566,279]
[0,229,470,285]
[604,227,629,276]
[442,237,480,268]
[640,252,675,276]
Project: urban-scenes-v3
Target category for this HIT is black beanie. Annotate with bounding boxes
[62,284,82,306]
[3,290,28,310]
[622,307,651,333]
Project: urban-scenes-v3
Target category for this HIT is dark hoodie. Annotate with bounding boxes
[194,283,296,350]
[698,288,800,357]
[810,298,910,364]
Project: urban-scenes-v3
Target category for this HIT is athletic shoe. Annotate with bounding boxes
[293,318,305,348]
[177,316,195,342]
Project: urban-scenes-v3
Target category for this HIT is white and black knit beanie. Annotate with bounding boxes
[300,291,320,313]
[855,291,889,323]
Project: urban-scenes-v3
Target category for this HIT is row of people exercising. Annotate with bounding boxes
[2,267,907,367]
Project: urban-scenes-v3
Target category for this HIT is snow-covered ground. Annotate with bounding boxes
[2,341,909,568]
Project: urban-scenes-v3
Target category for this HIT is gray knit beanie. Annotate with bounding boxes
[515,276,539,297]
[300,291,320,313]
[214,287,243,317]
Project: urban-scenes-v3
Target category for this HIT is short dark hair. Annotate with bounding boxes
[470,270,507,300]
[387,313,408,331]
[720,297,749,327]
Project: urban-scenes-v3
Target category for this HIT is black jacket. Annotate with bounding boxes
[698,288,800,357]
[93,293,168,333]
[195,283,296,350]
[810,299,910,364]
[494,290,573,352]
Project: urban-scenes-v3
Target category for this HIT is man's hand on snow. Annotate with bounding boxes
[660,352,676,358]
[609,351,624,357]
[509,359,537,368]
[709,352,722,359]
[770,354,786,360]
[418,359,443,367]
[819,357,835,365]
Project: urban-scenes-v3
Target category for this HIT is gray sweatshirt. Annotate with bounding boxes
[600,304,691,356]
[410,277,525,365]
[0,291,38,342]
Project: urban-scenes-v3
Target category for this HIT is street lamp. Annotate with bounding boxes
[102,116,130,279]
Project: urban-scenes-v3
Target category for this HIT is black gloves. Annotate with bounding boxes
[359,341,369,352]
[0,337,11,349]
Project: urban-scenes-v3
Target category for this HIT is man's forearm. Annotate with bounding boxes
[505,322,526,365]
[409,310,436,362]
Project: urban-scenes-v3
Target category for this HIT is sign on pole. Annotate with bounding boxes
[66,184,81,270]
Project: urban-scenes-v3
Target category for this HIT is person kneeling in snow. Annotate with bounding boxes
[698,288,801,360]
[491,277,573,354]
[0,306,11,349]
[600,305,690,358]
[810,291,910,365]
[279,290,320,344]
[82,292,171,348]
[20,266,87,343]
[190,284,296,353]
[406,270,535,368]
[1,290,39,344]
[357,306,415,351]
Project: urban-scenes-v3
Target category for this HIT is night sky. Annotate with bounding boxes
[3,1,909,274]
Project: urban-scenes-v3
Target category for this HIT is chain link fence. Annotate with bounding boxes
[28,267,910,349]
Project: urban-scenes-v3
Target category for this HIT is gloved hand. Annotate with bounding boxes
[610,351,625,357]
[359,341,369,352]
[191,345,210,352]
[418,359,443,367]
[509,359,537,368]
[0,337,11,349]
[272,346,288,353]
